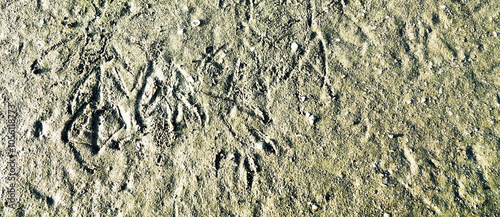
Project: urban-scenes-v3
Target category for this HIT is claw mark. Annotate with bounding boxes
[243,157,254,189]
[28,184,54,206]
[215,149,225,176]
[17,41,23,56]
[30,59,38,72]
[243,155,258,190]
[33,120,43,138]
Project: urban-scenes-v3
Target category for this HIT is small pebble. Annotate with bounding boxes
[494,31,498,38]
[308,113,317,125]
[291,42,299,52]
[177,29,184,35]
[191,19,201,27]
[311,203,319,212]
[255,141,266,150]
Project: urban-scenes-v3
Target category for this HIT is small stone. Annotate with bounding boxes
[191,19,201,27]
[177,29,184,35]
[308,114,317,125]
[291,42,299,52]
[494,31,498,38]
[300,96,306,102]
[311,204,319,212]
[255,141,266,150]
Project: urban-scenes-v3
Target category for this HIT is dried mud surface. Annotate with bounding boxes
[1,0,500,216]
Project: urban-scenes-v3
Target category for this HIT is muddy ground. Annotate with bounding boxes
[1,0,500,216]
